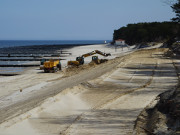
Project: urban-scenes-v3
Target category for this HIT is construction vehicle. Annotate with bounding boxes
[92,56,108,64]
[94,50,111,57]
[67,50,111,66]
[67,56,84,66]
[40,59,46,70]
[44,59,61,73]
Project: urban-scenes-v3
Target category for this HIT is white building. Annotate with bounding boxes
[115,39,125,45]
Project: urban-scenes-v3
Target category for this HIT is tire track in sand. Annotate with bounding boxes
[59,58,158,135]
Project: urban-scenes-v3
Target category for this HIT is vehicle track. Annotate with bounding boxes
[59,54,158,135]
[58,49,175,135]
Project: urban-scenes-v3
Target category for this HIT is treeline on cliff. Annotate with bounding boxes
[113,22,180,45]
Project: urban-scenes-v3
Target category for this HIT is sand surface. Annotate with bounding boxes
[0,43,178,135]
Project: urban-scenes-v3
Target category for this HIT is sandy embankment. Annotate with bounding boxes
[0,44,132,123]
[0,44,132,103]
[1,44,178,135]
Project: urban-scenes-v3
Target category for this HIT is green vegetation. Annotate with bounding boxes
[113,0,180,45]
[113,22,179,45]
[171,0,180,22]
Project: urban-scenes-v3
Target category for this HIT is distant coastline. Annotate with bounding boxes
[0,40,111,48]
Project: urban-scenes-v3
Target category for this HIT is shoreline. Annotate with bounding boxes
[0,44,102,74]
[0,43,101,49]
[0,40,109,49]
[0,43,131,75]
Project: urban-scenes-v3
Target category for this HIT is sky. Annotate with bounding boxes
[0,0,176,40]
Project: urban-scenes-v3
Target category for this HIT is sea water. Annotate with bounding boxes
[0,40,110,48]
[0,40,111,74]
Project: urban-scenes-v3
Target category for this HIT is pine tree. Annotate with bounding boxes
[171,0,180,22]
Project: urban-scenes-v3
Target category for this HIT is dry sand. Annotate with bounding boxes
[0,43,178,135]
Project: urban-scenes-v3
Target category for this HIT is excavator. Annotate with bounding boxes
[91,56,108,64]
[67,50,111,66]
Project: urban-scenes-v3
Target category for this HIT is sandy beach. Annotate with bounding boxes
[0,43,179,135]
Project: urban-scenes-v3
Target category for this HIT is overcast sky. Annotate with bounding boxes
[0,0,175,40]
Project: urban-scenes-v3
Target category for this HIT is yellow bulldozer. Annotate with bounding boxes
[43,59,61,73]
[67,50,111,66]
